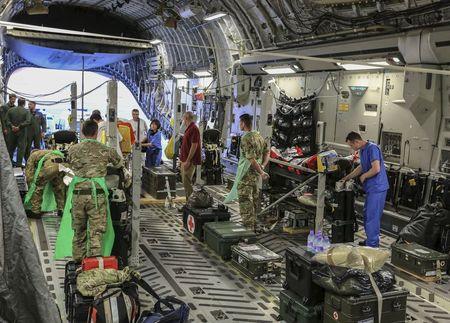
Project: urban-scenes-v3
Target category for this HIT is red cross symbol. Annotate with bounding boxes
[333,311,339,320]
[187,214,195,233]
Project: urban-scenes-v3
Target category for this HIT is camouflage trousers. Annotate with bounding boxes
[30,165,65,214]
[72,193,107,262]
[238,175,260,230]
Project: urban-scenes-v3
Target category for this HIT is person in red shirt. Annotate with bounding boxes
[179,111,201,199]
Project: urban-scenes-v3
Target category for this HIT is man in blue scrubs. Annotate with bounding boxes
[342,132,389,247]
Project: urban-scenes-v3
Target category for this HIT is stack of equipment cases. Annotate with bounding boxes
[142,166,176,199]
[202,129,223,185]
[429,176,450,207]
[391,242,449,280]
[331,181,355,243]
[283,208,312,234]
[280,246,324,322]
[398,172,428,210]
[231,243,282,281]
[204,221,257,260]
[183,204,231,241]
[323,288,409,322]
[107,168,131,269]
[64,261,93,322]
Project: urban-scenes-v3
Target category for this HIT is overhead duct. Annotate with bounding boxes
[398,28,450,64]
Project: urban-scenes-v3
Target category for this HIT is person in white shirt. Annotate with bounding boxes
[130,109,148,143]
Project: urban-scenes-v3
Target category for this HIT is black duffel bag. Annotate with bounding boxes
[398,204,450,250]
[135,278,189,323]
[312,265,395,296]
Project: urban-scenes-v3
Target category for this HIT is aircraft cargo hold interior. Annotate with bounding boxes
[3,1,450,323]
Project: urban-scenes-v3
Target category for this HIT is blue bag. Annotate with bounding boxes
[135,278,190,323]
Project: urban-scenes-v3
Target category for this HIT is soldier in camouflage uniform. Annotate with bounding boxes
[237,114,270,230]
[67,120,123,262]
[24,149,66,218]
[5,97,31,167]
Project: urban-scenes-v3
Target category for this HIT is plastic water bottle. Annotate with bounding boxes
[315,233,324,253]
[313,230,322,252]
[322,235,331,251]
[307,230,315,251]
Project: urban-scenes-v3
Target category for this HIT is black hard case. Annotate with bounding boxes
[182,204,231,241]
[142,166,176,199]
[285,246,325,305]
[391,242,449,277]
[323,288,409,323]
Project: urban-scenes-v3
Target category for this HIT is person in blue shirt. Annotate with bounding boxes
[143,119,162,167]
[342,131,389,247]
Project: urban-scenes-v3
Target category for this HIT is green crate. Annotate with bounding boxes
[204,221,256,260]
[391,242,448,278]
[279,289,322,323]
[231,243,282,281]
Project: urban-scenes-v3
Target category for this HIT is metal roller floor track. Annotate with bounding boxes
[30,184,450,322]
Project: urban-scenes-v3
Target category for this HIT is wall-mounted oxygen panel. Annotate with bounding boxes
[380,71,438,170]
[403,71,440,126]
[305,72,339,143]
[335,71,383,144]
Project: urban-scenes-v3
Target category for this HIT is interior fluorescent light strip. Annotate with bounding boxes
[193,70,211,77]
[173,73,188,79]
[262,66,296,74]
[204,12,227,21]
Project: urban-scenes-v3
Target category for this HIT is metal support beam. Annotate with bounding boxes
[107,80,118,148]
[172,86,182,172]
[70,82,77,131]
[316,173,326,232]
[130,135,142,267]
[315,121,326,232]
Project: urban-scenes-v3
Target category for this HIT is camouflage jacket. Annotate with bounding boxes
[77,267,137,297]
[25,150,64,185]
[67,139,123,189]
[240,131,268,178]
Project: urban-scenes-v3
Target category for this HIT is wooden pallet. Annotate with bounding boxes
[392,263,441,282]
[282,226,310,235]
[140,192,186,205]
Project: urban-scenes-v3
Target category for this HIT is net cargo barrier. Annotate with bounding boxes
[313,245,390,323]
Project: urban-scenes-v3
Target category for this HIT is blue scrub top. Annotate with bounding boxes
[147,130,162,150]
[359,141,389,193]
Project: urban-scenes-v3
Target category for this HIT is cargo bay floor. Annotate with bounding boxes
[28,185,450,322]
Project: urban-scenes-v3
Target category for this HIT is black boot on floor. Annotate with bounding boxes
[358,240,366,246]
[26,210,42,219]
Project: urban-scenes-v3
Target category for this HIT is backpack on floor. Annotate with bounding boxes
[87,281,140,323]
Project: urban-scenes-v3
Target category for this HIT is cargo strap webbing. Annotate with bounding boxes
[369,272,383,323]
[363,256,382,323]
[326,247,335,266]
[96,257,105,269]
[437,260,442,281]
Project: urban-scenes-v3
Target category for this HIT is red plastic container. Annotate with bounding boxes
[81,256,118,271]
